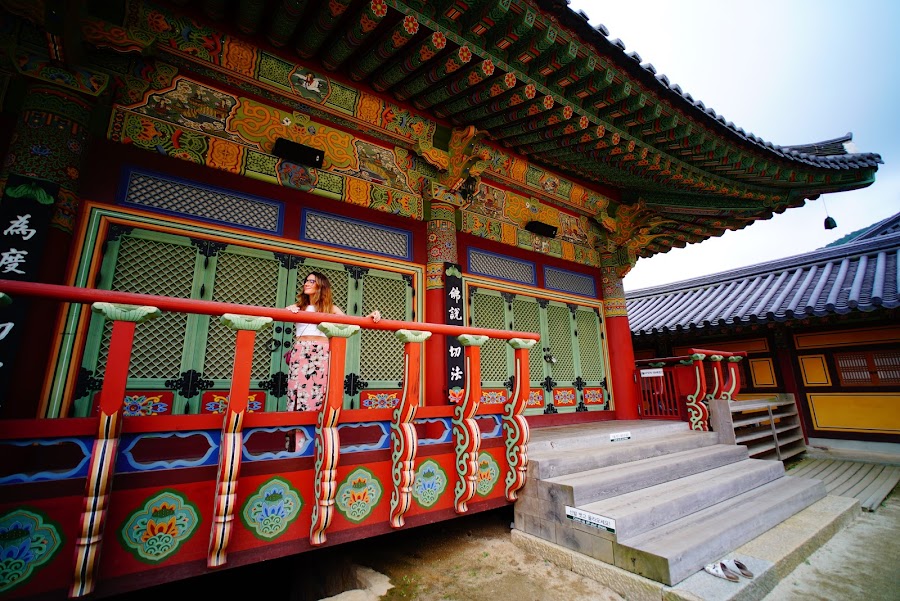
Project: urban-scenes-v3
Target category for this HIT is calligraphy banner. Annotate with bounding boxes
[444,262,465,397]
[0,175,57,403]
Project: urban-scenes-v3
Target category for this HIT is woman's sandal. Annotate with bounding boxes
[722,558,754,578]
[704,562,740,582]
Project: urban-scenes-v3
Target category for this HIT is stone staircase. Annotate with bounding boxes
[514,420,826,587]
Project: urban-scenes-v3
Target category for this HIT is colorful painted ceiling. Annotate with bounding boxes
[2,0,883,261]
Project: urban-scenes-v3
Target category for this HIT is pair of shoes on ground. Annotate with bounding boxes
[703,559,754,582]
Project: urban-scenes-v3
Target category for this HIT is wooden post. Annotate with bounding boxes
[70,303,160,598]
[505,338,535,501]
[208,314,272,568]
[309,322,359,546]
[390,329,431,528]
[453,334,487,513]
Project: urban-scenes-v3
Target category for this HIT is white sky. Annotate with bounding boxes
[566,0,900,291]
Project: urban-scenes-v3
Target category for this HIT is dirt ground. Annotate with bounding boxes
[346,506,623,601]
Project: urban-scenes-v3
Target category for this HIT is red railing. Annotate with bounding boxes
[634,349,746,430]
[0,280,540,598]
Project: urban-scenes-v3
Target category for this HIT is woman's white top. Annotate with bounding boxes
[295,305,327,338]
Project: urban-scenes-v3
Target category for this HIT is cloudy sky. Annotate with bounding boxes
[566,0,900,291]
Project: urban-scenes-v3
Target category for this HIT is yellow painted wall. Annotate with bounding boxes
[749,358,777,387]
[808,393,900,434]
[798,354,832,386]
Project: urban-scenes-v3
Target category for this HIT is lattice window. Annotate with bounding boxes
[96,236,195,380]
[835,351,900,386]
[575,308,604,381]
[545,266,596,298]
[547,304,575,382]
[303,210,411,259]
[205,251,281,380]
[512,297,544,381]
[471,292,509,382]
[359,273,406,381]
[468,249,536,285]
[123,171,282,233]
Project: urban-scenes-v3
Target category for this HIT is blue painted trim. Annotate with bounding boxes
[244,426,315,460]
[467,247,537,286]
[300,209,412,261]
[543,265,597,298]
[117,431,219,472]
[117,167,285,236]
[0,438,92,484]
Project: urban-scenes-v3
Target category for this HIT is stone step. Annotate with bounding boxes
[615,475,826,586]
[580,458,786,542]
[529,430,720,480]
[543,444,749,507]
[528,420,690,454]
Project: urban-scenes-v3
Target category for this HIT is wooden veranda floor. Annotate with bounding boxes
[787,458,900,511]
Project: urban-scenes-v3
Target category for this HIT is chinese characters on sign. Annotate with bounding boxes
[0,175,57,403]
[445,263,465,395]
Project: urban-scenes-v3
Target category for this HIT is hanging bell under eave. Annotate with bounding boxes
[824,216,838,230]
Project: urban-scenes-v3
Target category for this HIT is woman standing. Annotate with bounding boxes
[285,271,381,413]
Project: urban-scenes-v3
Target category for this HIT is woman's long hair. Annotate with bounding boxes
[296,271,335,313]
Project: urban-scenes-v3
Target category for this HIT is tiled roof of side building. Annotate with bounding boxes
[625,213,900,336]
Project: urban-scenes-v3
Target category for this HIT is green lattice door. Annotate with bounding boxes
[77,229,208,415]
[470,289,514,391]
[511,295,547,415]
[469,287,607,415]
[77,228,418,414]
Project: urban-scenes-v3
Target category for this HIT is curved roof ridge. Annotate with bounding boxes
[542,2,884,168]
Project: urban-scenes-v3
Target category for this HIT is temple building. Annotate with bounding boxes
[0,1,883,598]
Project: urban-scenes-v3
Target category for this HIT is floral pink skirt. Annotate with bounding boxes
[286,336,330,412]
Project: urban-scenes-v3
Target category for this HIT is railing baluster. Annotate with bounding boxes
[684,354,709,431]
[504,339,535,501]
[70,303,160,598]
[208,314,272,568]
[453,334,487,513]
[721,356,744,400]
[309,323,359,546]
[390,330,431,528]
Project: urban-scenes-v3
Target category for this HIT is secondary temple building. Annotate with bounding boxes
[0,0,883,598]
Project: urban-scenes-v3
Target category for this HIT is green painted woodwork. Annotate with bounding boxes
[470,287,608,415]
[73,227,416,415]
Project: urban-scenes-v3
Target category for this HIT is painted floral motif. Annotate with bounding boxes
[554,388,577,407]
[120,491,199,564]
[0,509,62,593]
[241,478,302,540]
[411,460,447,508]
[336,468,382,524]
[583,388,606,406]
[202,393,263,414]
[526,389,545,408]
[361,391,400,409]
[480,390,507,405]
[475,453,500,497]
[371,0,387,17]
[121,394,170,416]
[402,15,419,34]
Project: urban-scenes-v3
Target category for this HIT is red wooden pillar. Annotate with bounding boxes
[71,303,160,598]
[601,256,640,420]
[424,197,460,405]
